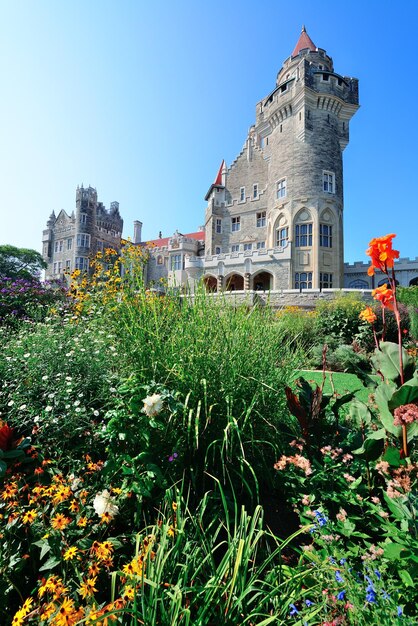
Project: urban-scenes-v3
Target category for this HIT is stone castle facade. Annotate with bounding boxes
[42,186,123,280]
[42,28,418,291]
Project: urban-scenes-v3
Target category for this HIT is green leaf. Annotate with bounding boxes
[40,542,51,561]
[371,342,413,382]
[389,376,418,411]
[366,428,386,440]
[383,542,405,560]
[349,399,371,427]
[0,460,7,477]
[382,447,401,467]
[399,570,414,587]
[383,493,412,520]
[374,381,401,436]
[39,556,61,572]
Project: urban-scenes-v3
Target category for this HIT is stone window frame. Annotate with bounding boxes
[276,226,289,247]
[157,255,163,265]
[171,254,182,271]
[295,272,312,289]
[243,243,253,251]
[256,241,266,250]
[231,216,241,232]
[323,170,335,194]
[65,260,71,272]
[75,257,89,271]
[252,183,258,199]
[77,233,91,248]
[231,244,240,252]
[295,223,312,247]
[276,178,286,200]
[216,218,222,234]
[319,224,333,248]
[80,213,88,224]
[256,211,266,228]
[67,238,73,251]
[320,272,333,289]
[215,246,222,255]
[239,187,245,202]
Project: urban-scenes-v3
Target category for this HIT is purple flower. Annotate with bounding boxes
[397,606,403,616]
[337,590,346,601]
[289,603,299,616]
[305,599,314,607]
[168,452,178,462]
[335,570,344,583]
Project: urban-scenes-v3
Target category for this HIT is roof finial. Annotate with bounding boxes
[302,24,306,32]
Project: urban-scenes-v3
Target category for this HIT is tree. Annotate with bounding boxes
[0,245,47,280]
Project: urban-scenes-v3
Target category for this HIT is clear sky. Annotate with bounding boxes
[0,0,417,263]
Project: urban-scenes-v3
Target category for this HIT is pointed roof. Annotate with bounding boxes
[291,25,317,58]
[213,160,225,186]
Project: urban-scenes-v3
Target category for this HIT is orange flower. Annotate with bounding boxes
[359,306,377,324]
[372,284,394,310]
[78,576,98,599]
[51,513,71,531]
[22,509,38,524]
[366,233,399,276]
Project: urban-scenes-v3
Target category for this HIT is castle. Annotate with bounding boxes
[43,28,418,292]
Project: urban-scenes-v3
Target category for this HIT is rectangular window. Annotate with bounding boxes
[256,241,265,249]
[67,238,72,250]
[244,243,252,251]
[80,213,87,224]
[65,260,71,272]
[231,244,240,252]
[215,246,221,254]
[97,241,104,251]
[295,272,312,289]
[171,254,182,271]
[320,272,333,289]
[216,218,222,234]
[59,240,63,252]
[53,262,57,274]
[75,257,89,271]
[256,211,266,227]
[54,241,59,253]
[276,178,286,199]
[231,216,241,232]
[276,226,289,247]
[253,184,258,198]
[320,224,333,248]
[323,171,335,193]
[58,261,62,274]
[240,187,245,202]
[295,223,313,247]
[77,233,91,248]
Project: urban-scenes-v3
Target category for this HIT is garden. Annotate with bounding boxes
[1,235,417,625]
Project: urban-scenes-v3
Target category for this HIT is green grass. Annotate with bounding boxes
[293,370,378,404]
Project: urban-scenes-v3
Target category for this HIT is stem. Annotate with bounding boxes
[389,267,408,457]
[402,424,408,459]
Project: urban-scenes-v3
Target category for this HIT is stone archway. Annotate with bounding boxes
[409,276,418,287]
[225,273,244,291]
[252,271,273,291]
[202,275,217,292]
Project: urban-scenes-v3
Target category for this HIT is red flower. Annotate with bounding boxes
[0,421,14,451]
[366,234,399,276]
[372,284,394,310]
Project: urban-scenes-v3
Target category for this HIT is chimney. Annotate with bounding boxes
[133,220,142,244]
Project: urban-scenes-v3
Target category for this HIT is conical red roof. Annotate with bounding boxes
[213,160,225,186]
[291,26,316,57]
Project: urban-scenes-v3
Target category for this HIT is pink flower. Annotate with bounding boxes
[336,508,347,522]
[393,403,418,426]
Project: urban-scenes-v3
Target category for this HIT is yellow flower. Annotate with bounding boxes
[122,585,135,601]
[63,546,78,561]
[78,576,98,599]
[51,513,71,531]
[22,509,38,524]
[77,516,88,527]
[359,306,377,324]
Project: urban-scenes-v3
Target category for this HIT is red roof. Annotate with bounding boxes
[144,231,205,248]
[291,26,316,58]
[213,160,225,185]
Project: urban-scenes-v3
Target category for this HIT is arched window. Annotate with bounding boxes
[348,279,369,289]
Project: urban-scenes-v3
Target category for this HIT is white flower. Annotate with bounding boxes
[7,400,14,406]
[45,406,53,412]
[93,410,100,417]
[42,375,48,381]
[19,404,27,410]
[75,407,81,413]
[73,400,81,407]
[142,393,163,417]
[93,489,119,519]
[23,353,30,358]
[118,432,126,440]
[34,416,40,423]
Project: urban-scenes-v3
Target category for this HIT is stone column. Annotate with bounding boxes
[244,272,251,290]
[217,275,224,292]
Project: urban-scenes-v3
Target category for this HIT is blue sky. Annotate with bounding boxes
[0,0,417,263]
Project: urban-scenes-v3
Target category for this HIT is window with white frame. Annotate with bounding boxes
[67,238,72,250]
[320,273,333,289]
[171,254,182,271]
[80,213,87,224]
[256,211,266,227]
[77,233,91,248]
[276,178,286,199]
[231,216,241,232]
[231,244,240,252]
[276,226,289,247]
[323,171,335,193]
[53,262,57,274]
[216,218,222,234]
[295,272,312,289]
[97,241,104,251]
[295,223,312,247]
[54,241,59,253]
[58,261,62,274]
[253,184,258,199]
[256,241,265,249]
[320,224,333,247]
[65,260,71,272]
[215,246,221,254]
[243,243,252,251]
[239,187,245,202]
[75,257,89,271]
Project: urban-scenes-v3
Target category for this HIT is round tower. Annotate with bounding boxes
[256,26,359,289]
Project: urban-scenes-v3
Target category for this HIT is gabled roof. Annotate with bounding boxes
[291,25,317,58]
[143,231,205,248]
